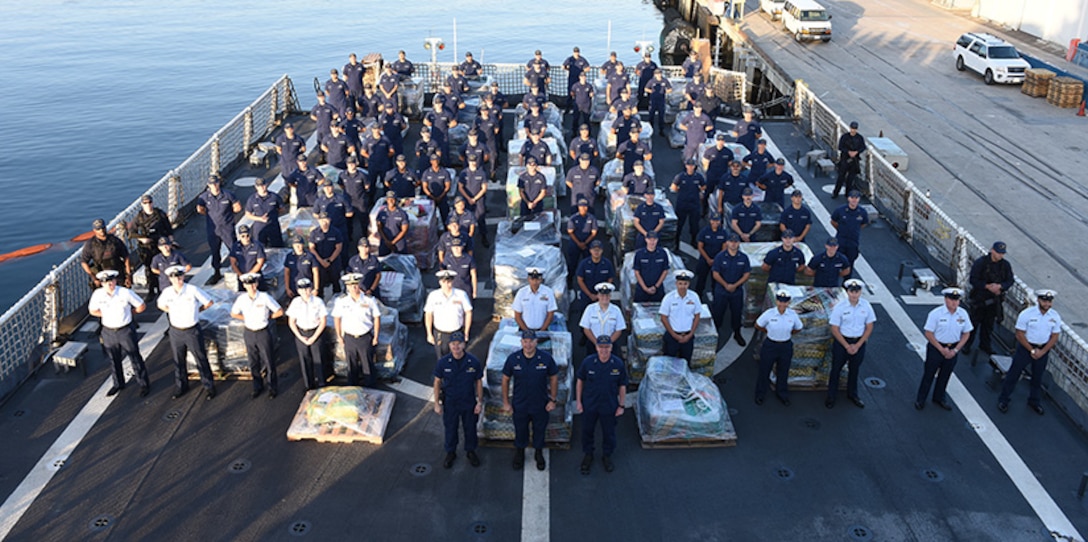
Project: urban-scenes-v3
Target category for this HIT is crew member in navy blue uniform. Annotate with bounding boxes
[915,288,973,411]
[997,289,1061,415]
[717,160,749,215]
[684,73,706,111]
[568,124,600,166]
[645,69,672,131]
[730,108,762,153]
[566,197,599,279]
[358,85,382,123]
[392,50,414,79]
[275,123,305,177]
[229,225,266,291]
[730,187,762,242]
[520,128,553,167]
[502,330,559,471]
[761,230,805,285]
[457,156,490,247]
[313,179,353,249]
[150,237,191,295]
[244,178,285,248]
[432,331,483,469]
[130,194,174,298]
[460,52,482,80]
[524,61,550,94]
[385,155,419,199]
[754,289,804,405]
[780,190,813,242]
[521,86,547,113]
[325,68,351,116]
[682,50,702,78]
[830,190,869,269]
[88,270,150,397]
[376,191,409,256]
[343,53,365,103]
[622,160,654,197]
[474,106,501,177]
[966,241,1014,355]
[575,240,615,307]
[421,154,453,225]
[437,219,473,266]
[757,158,793,209]
[518,158,549,217]
[633,190,666,250]
[576,335,628,474]
[441,239,477,299]
[340,107,364,151]
[805,237,851,288]
[309,213,344,294]
[826,279,876,409]
[195,175,241,285]
[633,231,669,303]
[360,123,394,197]
[660,270,702,362]
[696,85,721,119]
[423,100,456,165]
[414,128,442,174]
[635,52,658,109]
[231,273,284,399]
[485,82,508,144]
[379,64,400,109]
[694,212,729,297]
[670,159,706,247]
[566,153,601,212]
[703,134,734,213]
[569,71,594,131]
[833,121,865,199]
[742,139,774,187]
[339,158,370,244]
[712,233,750,345]
[449,197,477,240]
[522,102,549,136]
[288,155,322,207]
[610,87,638,119]
[563,47,590,113]
[285,237,319,298]
[600,51,619,77]
[310,91,337,147]
[679,103,714,162]
[379,102,407,155]
[347,240,382,299]
[615,128,651,176]
[605,62,628,105]
[460,129,487,171]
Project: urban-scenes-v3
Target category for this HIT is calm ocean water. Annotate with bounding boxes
[0,0,663,312]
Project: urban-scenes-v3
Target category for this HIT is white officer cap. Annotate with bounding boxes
[296,278,313,289]
[96,270,120,281]
[674,270,694,281]
[1035,289,1056,301]
[526,267,544,278]
[165,265,187,278]
[436,270,456,280]
[341,273,362,285]
[594,282,615,293]
[240,273,261,285]
[843,279,864,290]
[941,287,964,299]
[774,289,792,301]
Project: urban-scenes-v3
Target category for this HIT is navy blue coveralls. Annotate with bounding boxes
[671,171,705,245]
[197,188,238,272]
[578,353,628,456]
[830,204,869,268]
[711,250,750,334]
[434,352,483,453]
[503,349,559,449]
[633,246,669,303]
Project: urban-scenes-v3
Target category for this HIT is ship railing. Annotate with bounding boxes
[794,80,1088,425]
[0,75,298,403]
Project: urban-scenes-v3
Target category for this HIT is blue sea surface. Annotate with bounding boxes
[0,0,662,312]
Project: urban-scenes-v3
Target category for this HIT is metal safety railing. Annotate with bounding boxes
[0,75,298,403]
[793,80,1088,420]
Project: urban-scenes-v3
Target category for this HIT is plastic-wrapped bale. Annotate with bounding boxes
[456,95,480,125]
[480,324,574,443]
[607,186,678,254]
[492,243,569,320]
[598,113,655,159]
[664,78,688,123]
[740,242,815,327]
[619,248,687,314]
[600,159,655,187]
[628,303,665,385]
[696,139,749,174]
[495,210,563,248]
[513,102,563,131]
[376,253,426,324]
[636,356,736,446]
[328,302,411,380]
[281,208,319,243]
[286,387,396,444]
[590,78,611,123]
[750,202,784,242]
[317,164,343,187]
[506,138,562,168]
[668,114,687,149]
[367,197,439,269]
[261,248,290,301]
[759,283,848,389]
[398,78,425,120]
[505,165,559,218]
[187,287,267,376]
[446,124,471,161]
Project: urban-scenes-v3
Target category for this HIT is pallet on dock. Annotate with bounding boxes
[1046,76,1084,108]
[1021,68,1055,98]
[189,369,252,381]
[286,387,396,445]
[640,435,736,449]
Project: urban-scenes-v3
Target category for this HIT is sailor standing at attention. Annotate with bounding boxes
[286,278,329,391]
[502,330,559,471]
[512,268,558,332]
[231,273,284,399]
[332,273,381,387]
[157,266,216,400]
[997,289,1061,415]
[433,331,483,469]
[195,174,241,285]
[88,270,150,397]
[425,270,474,360]
[915,288,972,411]
[576,335,628,475]
[754,289,803,406]
[825,279,875,409]
[659,270,701,363]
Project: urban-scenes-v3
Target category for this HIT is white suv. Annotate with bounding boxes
[953,33,1030,85]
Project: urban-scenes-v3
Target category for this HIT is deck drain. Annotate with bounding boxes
[161,409,182,422]
[227,459,251,474]
[288,520,311,536]
[469,522,488,535]
[965,421,986,433]
[921,468,944,482]
[846,524,873,541]
[864,377,886,389]
[410,463,432,477]
[47,456,67,471]
[800,418,821,430]
[88,514,114,533]
[775,467,794,480]
[13,409,26,417]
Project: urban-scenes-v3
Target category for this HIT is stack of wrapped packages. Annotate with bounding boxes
[589,78,611,123]
[220,248,290,300]
[696,139,750,174]
[495,210,562,248]
[282,208,319,241]
[750,202,784,242]
[740,242,815,326]
[506,138,562,167]
[480,321,574,444]
[636,356,736,445]
[187,286,264,376]
[601,160,656,188]
[606,185,678,253]
[376,253,426,324]
[446,125,471,161]
[513,103,563,132]
[667,113,688,149]
[327,301,411,381]
[597,113,655,159]
[759,283,848,389]
[626,302,717,385]
[286,386,397,444]
[664,77,689,123]
[456,94,480,126]
[504,165,559,218]
[618,248,687,314]
[398,78,425,119]
[492,241,569,320]
[367,197,440,269]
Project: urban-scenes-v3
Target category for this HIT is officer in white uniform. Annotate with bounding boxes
[512,267,558,332]
[231,273,284,399]
[578,282,626,349]
[826,279,876,409]
[998,289,1061,415]
[659,270,702,363]
[157,265,216,400]
[332,273,382,386]
[286,278,329,390]
[425,270,474,359]
[88,270,150,397]
[915,287,973,411]
[754,289,803,405]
